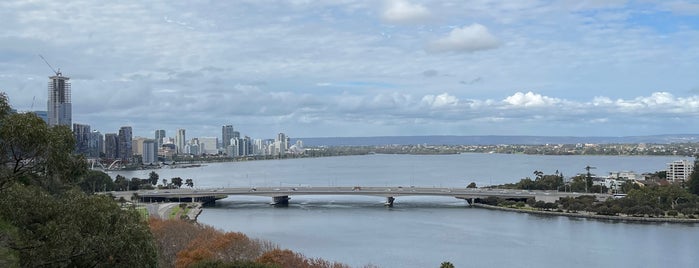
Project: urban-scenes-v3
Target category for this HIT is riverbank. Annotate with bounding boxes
[142,202,203,221]
[472,203,699,223]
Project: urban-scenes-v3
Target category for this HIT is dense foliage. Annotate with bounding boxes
[0,93,157,267]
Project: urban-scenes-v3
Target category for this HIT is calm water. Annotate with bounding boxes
[116,154,699,267]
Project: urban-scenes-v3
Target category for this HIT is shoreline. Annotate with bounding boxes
[143,202,203,221]
[472,203,699,224]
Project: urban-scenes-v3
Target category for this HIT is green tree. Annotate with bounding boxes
[115,174,129,191]
[186,178,195,188]
[466,182,476,188]
[440,261,455,268]
[172,177,183,188]
[148,171,159,186]
[78,170,116,193]
[688,157,699,195]
[0,185,157,267]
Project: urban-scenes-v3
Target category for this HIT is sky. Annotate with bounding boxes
[1,0,699,140]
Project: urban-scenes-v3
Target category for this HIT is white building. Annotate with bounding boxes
[667,160,693,181]
[47,71,71,127]
[199,137,219,155]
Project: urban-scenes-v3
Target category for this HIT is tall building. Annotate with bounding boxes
[118,126,133,162]
[175,129,186,154]
[276,133,289,152]
[199,137,219,155]
[47,71,71,127]
[155,129,165,148]
[667,160,693,181]
[72,123,90,155]
[142,139,157,165]
[132,137,147,156]
[104,133,119,159]
[89,130,103,158]
[222,125,234,149]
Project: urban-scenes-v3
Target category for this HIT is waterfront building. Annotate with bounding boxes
[118,126,133,162]
[104,133,118,159]
[155,129,165,148]
[132,137,148,156]
[608,171,641,181]
[142,139,157,165]
[176,129,186,155]
[666,160,693,181]
[277,133,289,152]
[222,125,235,149]
[200,137,219,155]
[72,123,90,156]
[89,130,103,158]
[47,71,71,127]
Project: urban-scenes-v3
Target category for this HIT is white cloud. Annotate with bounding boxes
[421,93,459,108]
[382,0,431,24]
[503,91,561,107]
[428,23,500,53]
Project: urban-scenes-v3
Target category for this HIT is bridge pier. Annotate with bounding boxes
[385,196,395,207]
[273,196,290,206]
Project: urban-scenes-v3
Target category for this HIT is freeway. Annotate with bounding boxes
[135,186,610,206]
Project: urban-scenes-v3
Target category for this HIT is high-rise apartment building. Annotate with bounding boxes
[199,137,219,155]
[175,129,186,154]
[72,123,90,156]
[118,126,133,162]
[142,139,157,165]
[222,125,234,149]
[47,71,71,127]
[155,129,165,148]
[104,133,118,159]
[89,130,103,158]
[132,137,147,156]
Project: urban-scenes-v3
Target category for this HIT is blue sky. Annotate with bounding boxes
[1,0,699,140]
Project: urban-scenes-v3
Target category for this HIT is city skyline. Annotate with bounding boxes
[2,1,699,138]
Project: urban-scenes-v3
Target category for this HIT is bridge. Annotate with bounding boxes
[135,186,609,207]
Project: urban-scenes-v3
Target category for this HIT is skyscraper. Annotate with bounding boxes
[104,133,118,159]
[222,125,234,149]
[72,123,90,155]
[142,139,157,165]
[118,126,133,162]
[89,130,103,158]
[175,129,186,154]
[155,129,165,148]
[47,71,71,127]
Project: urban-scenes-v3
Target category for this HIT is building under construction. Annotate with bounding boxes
[47,70,71,127]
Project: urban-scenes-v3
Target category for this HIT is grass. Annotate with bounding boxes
[168,205,181,220]
[136,207,149,220]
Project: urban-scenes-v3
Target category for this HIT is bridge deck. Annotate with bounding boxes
[136,186,608,203]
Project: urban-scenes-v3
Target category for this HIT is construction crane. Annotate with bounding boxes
[39,54,60,76]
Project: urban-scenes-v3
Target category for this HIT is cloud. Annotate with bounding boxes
[427,24,500,53]
[381,0,431,24]
[422,69,438,77]
[503,91,562,107]
[421,93,459,108]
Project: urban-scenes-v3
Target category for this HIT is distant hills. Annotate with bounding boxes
[294,134,699,147]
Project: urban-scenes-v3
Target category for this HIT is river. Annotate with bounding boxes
[114,153,699,267]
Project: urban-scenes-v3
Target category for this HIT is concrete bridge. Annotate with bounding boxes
[135,186,609,207]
